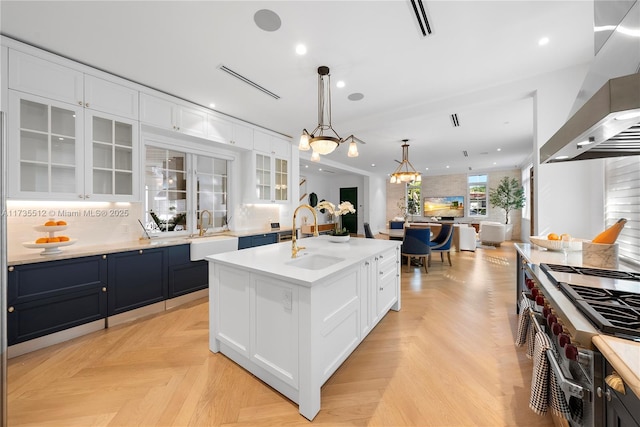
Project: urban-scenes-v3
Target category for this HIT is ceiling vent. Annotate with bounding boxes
[410,0,432,37]
[218,65,281,99]
[451,113,460,127]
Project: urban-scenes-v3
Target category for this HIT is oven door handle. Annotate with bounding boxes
[529,311,587,400]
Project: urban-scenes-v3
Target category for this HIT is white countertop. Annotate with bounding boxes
[207,235,401,287]
[8,226,294,266]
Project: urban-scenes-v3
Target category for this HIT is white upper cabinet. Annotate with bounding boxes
[207,114,253,150]
[140,93,207,139]
[253,130,291,159]
[8,49,138,120]
[84,75,138,119]
[9,50,83,106]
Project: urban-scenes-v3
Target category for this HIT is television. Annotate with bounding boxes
[423,196,465,218]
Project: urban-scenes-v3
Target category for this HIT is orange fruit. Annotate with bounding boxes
[58,236,70,242]
[547,233,560,241]
[48,237,60,243]
[35,237,48,244]
[56,220,67,226]
[44,220,57,226]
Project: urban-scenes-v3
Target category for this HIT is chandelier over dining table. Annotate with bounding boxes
[390,139,422,183]
[298,66,365,161]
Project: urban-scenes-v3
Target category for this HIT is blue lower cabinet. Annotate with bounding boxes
[167,245,208,297]
[238,233,277,249]
[7,255,107,345]
[107,248,168,316]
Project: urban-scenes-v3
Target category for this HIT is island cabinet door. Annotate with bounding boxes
[251,275,299,388]
[213,266,251,356]
[359,257,374,338]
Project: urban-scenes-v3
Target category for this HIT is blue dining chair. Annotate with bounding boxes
[364,222,375,239]
[401,227,431,273]
[429,224,454,266]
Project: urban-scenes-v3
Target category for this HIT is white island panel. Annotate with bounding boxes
[207,236,401,420]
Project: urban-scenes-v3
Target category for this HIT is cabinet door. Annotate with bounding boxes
[376,247,399,317]
[274,157,289,202]
[85,111,139,201]
[7,255,107,345]
[207,114,232,144]
[271,136,291,159]
[167,245,208,297]
[139,93,175,131]
[84,75,139,119]
[8,91,85,199]
[107,248,168,316]
[251,233,277,247]
[9,49,83,106]
[177,105,208,138]
[254,152,272,202]
[232,123,253,149]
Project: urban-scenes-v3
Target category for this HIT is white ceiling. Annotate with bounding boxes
[1,1,596,177]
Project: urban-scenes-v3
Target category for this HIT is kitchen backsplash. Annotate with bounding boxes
[6,201,288,258]
[6,201,144,257]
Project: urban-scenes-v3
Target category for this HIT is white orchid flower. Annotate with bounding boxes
[336,201,356,216]
[315,201,335,215]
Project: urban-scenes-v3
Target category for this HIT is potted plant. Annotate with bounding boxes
[488,176,525,239]
[316,200,356,242]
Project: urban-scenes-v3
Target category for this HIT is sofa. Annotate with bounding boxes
[478,221,506,246]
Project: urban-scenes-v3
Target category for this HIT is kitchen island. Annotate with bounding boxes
[206,235,401,420]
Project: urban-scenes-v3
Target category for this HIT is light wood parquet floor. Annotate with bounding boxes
[8,241,554,426]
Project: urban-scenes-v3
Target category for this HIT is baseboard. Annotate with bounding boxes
[165,288,208,310]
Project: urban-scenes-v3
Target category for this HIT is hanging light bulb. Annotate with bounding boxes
[310,151,320,162]
[347,140,358,157]
[389,140,422,184]
[299,130,310,151]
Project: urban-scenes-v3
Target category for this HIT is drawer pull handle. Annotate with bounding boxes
[102,255,107,260]
[139,250,143,254]
[8,266,14,272]
[8,307,14,313]
[102,287,107,292]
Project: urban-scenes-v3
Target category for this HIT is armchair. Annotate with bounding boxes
[479,221,506,246]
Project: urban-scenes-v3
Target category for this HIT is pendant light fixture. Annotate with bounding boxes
[390,140,422,184]
[299,66,365,160]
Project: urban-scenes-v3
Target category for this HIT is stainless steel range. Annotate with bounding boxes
[518,261,640,427]
[540,263,640,341]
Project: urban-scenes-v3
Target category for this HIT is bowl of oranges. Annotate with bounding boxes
[23,219,76,255]
[529,233,585,251]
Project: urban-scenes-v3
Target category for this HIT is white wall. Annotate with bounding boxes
[533,63,605,239]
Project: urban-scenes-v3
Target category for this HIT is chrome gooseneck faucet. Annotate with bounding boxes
[199,210,212,236]
[291,204,319,258]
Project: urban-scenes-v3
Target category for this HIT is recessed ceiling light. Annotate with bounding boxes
[305,164,309,168]
[336,80,345,88]
[425,167,429,170]
[493,162,497,165]
[497,148,501,151]
[371,163,375,167]
[538,37,550,46]
[209,103,216,108]
[446,165,450,169]
[295,44,307,55]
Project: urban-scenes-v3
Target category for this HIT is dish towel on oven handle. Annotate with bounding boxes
[515,293,535,358]
[550,367,574,421]
[529,331,552,415]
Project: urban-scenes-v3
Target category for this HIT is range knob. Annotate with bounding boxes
[543,306,551,318]
[536,296,545,306]
[526,278,535,289]
[565,344,579,361]
[552,322,563,336]
[558,333,571,348]
[531,288,539,298]
[547,314,557,328]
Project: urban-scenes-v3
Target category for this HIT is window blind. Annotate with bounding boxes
[605,156,640,266]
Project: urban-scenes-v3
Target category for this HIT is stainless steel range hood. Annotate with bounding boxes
[540,0,640,163]
[540,73,640,163]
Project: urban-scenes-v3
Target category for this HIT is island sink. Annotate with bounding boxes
[285,254,345,270]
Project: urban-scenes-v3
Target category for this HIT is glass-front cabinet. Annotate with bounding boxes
[10,92,83,198]
[8,90,138,201]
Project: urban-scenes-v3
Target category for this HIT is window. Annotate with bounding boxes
[605,156,640,266]
[468,174,488,216]
[407,182,421,216]
[144,146,229,234]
